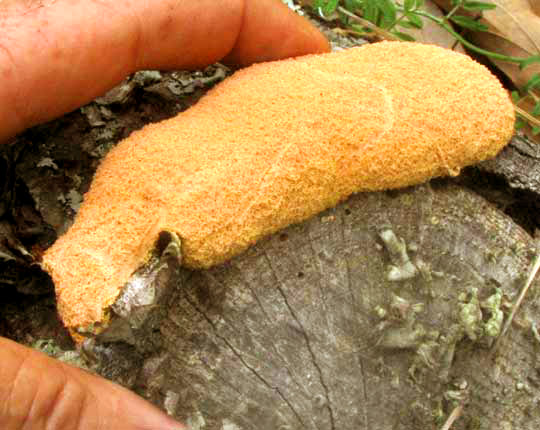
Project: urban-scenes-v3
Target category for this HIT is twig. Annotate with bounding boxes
[514,105,540,129]
[492,253,540,353]
[440,403,464,430]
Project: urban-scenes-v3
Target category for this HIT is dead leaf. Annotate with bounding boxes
[483,0,540,53]
[468,30,540,88]
[400,0,465,51]
[433,0,539,50]
[433,0,540,141]
[530,0,540,16]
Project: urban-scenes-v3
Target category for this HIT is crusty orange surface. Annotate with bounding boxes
[42,42,515,328]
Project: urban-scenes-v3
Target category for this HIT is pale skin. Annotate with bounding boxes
[0,1,329,429]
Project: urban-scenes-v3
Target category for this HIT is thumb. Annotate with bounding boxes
[0,337,185,430]
[223,0,330,66]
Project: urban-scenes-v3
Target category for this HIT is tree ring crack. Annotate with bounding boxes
[264,251,336,430]
[183,292,308,429]
[237,269,312,399]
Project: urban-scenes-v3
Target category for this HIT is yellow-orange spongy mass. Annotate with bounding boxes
[43,42,515,328]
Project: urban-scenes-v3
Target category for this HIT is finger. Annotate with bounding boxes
[0,0,329,143]
[223,0,330,66]
[135,0,330,69]
[0,337,185,430]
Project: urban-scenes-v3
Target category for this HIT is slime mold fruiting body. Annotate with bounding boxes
[43,42,515,329]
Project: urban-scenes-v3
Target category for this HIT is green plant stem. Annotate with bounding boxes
[338,3,527,66]
[413,10,529,66]
[443,2,462,21]
[387,8,409,31]
[515,105,540,128]
[337,6,399,40]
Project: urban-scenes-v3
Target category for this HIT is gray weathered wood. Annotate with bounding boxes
[479,134,540,194]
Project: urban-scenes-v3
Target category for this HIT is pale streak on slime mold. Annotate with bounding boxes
[42,42,515,329]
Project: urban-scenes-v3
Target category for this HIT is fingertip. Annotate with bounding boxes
[88,373,188,430]
[223,0,330,66]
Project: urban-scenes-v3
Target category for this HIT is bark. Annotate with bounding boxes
[479,134,540,195]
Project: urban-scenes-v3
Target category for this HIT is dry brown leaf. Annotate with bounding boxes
[469,30,540,88]
[530,0,540,16]
[483,0,540,53]
[433,0,540,141]
[432,0,540,51]
[400,0,465,50]
[479,1,540,140]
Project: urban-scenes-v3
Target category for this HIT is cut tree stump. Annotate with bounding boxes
[86,182,540,430]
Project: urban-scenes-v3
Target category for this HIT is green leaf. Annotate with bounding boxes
[450,15,489,31]
[350,23,369,33]
[405,12,424,28]
[519,55,540,70]
[313,0,325,13]
[363,0,380,24]
[515,117,526,130]
[398,20,417,29]
[313,0,339,17]
[524,73,540,92]
[462,1,497,11]
[533,126,540,135]
[404,0,416,11]
[510,90,521,104]
[338,10,350,25]
[392,31,416,41]
[321,0,339,16]
[377,0,398,28]
[533,102,540,116]
[415,0,425,7]
[344,0,363,12]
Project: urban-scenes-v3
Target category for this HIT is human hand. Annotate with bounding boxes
[0,0,329,143]
[0,337,186,429]
[0,1,329,429]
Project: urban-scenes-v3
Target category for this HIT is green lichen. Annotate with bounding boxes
[379,229,418,281]
[458,288,483,341]
[481,287,504,338]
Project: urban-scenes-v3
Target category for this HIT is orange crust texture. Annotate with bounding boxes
[42,42,515,328]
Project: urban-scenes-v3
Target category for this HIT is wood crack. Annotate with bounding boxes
[183,291,308,429]
[345,254,370,430]
[236,267,316,403]
[264,253,336,430]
